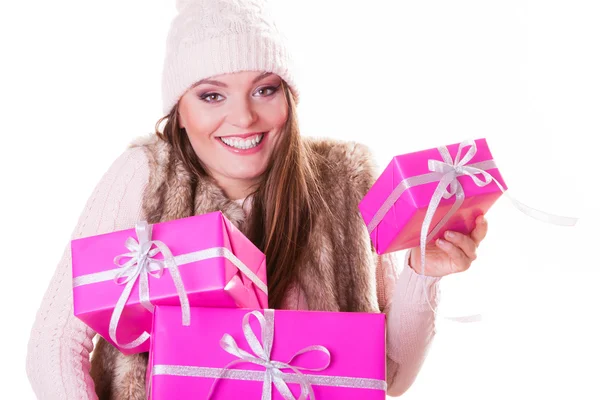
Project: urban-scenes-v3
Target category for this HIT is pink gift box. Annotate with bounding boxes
[72,211,268,355]
[359,138,507,254]
[148,306,386,399]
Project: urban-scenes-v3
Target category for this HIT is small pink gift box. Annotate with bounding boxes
[359,138,507,255]
[148,306,387,399]
[72,211,268,355]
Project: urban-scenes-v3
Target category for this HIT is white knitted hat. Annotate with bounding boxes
[161,0,299,114]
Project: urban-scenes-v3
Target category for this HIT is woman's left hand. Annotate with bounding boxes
[409,215,488,277]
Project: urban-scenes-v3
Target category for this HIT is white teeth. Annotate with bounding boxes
[220,133,264,149]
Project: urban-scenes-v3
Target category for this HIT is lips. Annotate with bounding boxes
[219,133,264,150]
[216,131,268,153]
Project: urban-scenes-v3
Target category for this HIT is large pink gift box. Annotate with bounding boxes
[72,211,268,355]
[359,138,507,254]
[148,306,387,399]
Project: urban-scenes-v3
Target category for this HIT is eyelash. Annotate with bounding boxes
[199,85,281,104]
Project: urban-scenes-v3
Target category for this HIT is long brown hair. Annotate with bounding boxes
[155,81,326,309]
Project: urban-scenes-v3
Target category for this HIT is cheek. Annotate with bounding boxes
[182,107,222,143]
[266,100,288,129]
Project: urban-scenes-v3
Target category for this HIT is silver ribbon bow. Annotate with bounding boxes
[207,310,331,400]
[109,221,190,349]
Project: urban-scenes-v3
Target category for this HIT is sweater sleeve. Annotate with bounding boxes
[375,250,441,397]
[26,146,150,400]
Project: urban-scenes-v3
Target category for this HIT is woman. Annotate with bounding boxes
[26,0,488,398]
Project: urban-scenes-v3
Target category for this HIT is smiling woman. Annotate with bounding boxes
[23,0,512,399]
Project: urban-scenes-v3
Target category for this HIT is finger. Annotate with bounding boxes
[443,230,477,260]
[436,238,471,272]
[470,215,488,246]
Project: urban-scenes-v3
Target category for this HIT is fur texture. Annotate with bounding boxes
[90,134,380,399]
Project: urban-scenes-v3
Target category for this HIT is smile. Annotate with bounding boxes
[218,133,265,150]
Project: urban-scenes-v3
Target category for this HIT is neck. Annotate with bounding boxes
[213,175,260,201]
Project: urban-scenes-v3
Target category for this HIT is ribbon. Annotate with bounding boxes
[367,139,578,323]
[73,247,268,296]
[208,309,330,400]
[73,222,269,350]
[104,222,189,349]
[419,141,496,322]
[151,309,387,398]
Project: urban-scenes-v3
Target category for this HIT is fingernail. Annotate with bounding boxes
[445,231,455,239]
[437,238,449,248]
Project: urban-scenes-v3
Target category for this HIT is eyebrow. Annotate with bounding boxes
[192,72,274,88]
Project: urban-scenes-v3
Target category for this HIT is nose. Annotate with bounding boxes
[228,96,257,128]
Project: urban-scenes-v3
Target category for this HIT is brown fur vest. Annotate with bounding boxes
[89,134,380,399]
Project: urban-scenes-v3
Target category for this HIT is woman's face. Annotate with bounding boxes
[178,71,288,199]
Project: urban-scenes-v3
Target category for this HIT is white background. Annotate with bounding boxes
[1,0,598,398]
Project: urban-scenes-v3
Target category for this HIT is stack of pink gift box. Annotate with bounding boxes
[72,211,387,399]
[72,138,575,399]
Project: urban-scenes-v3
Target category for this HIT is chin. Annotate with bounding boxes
[238,162,270,177]
[226,168,266,182]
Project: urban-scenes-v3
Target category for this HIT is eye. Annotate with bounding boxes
[253,85,280,97]
[199,92,225,103]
